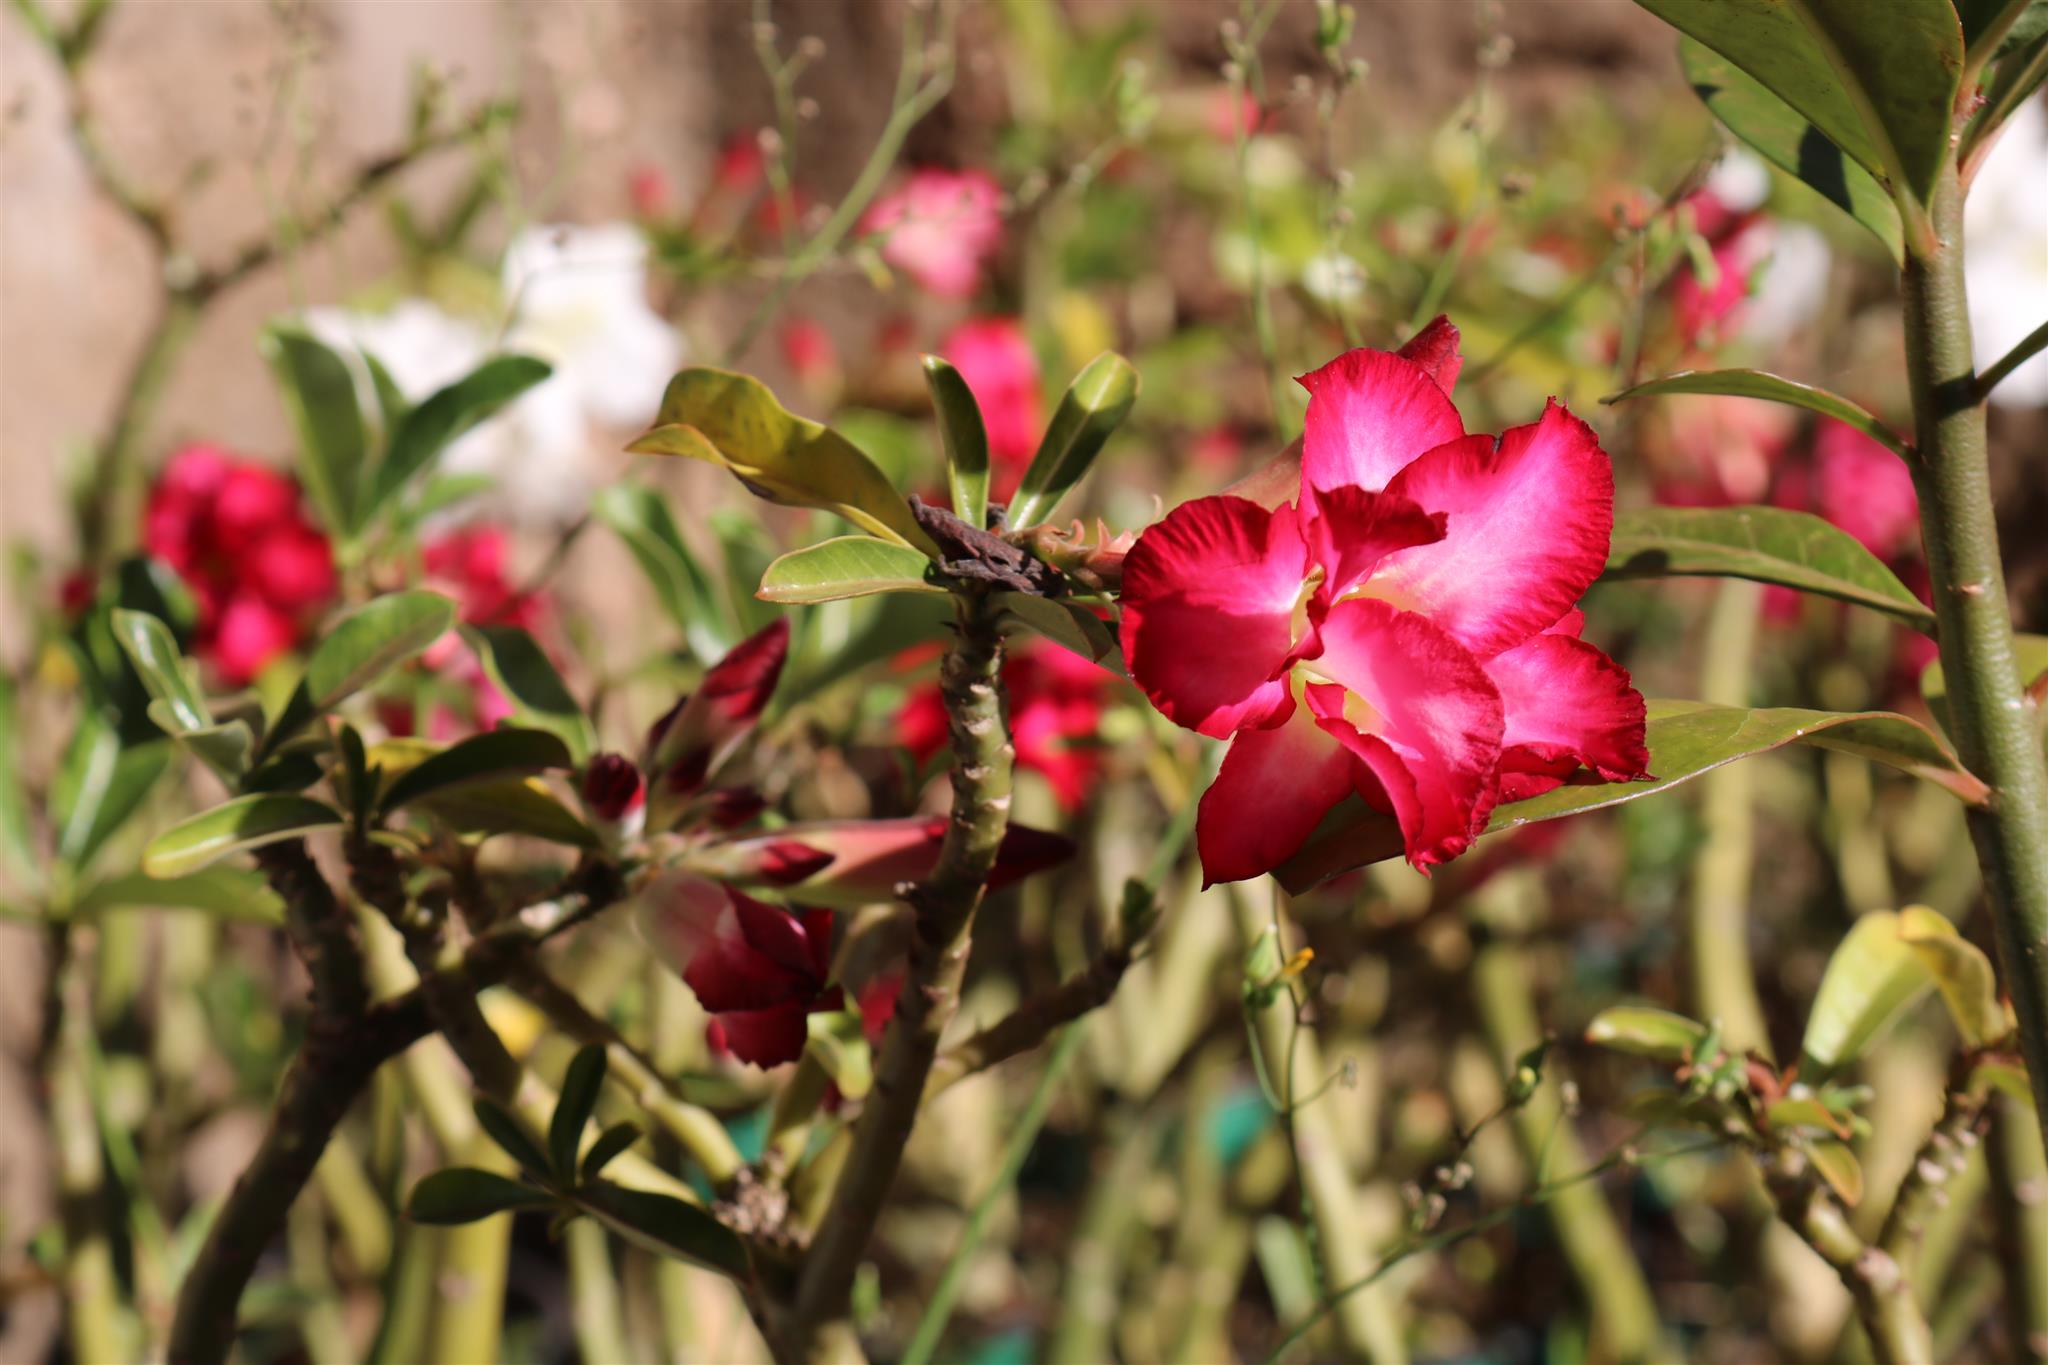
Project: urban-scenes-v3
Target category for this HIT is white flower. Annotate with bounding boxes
[501,223,683,429]
[1738,222,1831,347]
[1300,250,1368,307]
[1966,100,2048,407]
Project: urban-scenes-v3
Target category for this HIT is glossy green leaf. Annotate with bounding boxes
[53,716,173,871]
[1275,699,1987,892]
[110,609,209,732]
[378,728,573,814]
[474,1099,553,1178]
[145,702,254,783]
[1007,352,1139,528]
[1922,633,2048,743]
[461,625,594,761]
[924,355,991,529]
[70,865,284,924]
[550,1044,608,1180]
[591,484,735,661]
[1636,0,1963,208]
[412,776,599,848]
[629,368,937,555]
[1604,369,1911,459]
[142,794,343,879]
[1801,910,1936,1076]
[757,536,943,605]
[305,591,457,711]
[368,355,551,521]
[1808,1139,1866,1205]
[1897,906,2011,1048]
[580,1123,643,1184]
[1584,1005,1711,1063]
[1604,505,1935,630]
[406,1168,558,1225]
[263,326,368,534]
[1679,39,1903,261]
[574,1181,751,1279]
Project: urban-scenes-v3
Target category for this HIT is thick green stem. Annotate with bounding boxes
[1768,1156,1933,1365]
[784,592,1013,1360]
[1989,1095,2048,1359]
[1691,578,1771,1056]
[1902,170,2048,1136]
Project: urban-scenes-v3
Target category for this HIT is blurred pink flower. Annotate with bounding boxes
[1812,419,1920,559]
[862,168,1003,300]
[937,317,1042,489]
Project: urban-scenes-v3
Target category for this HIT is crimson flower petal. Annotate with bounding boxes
[1297,347,1465,498]
[647,616,791,806]
[637,873,819,1014]
[1119,495,1308,738]
[1397,315,1464,395]
[1304,486,1447,607]
[1377,402,1614,657]
[708,1007,812,1068]
[1196,703,1357,886]
[1304,599,1504,869]
[1485,632,1651,798]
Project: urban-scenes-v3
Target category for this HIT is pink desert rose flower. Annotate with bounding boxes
[1119,317,1651,885]
[937,317,1042,489]
[143,443,337,685]
[895,639,1109,811]
[1810,418,1920,559]
[862,168,1003,300]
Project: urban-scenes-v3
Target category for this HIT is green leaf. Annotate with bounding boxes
[996,593,1122,664]
[1957,0,2048,54]
[53,718,173,872]
[378,728,573,814]
[757,537,943,605]
[1007,352,1139,528]
[305,591,457,711]
[550,1044,608,1180]
[1808,1139,1865,1206]
[368,355,551,521]
[0,678,37,893]
[1922,633,2048,743]
[145,702,253,782]
[460,625,594,761]
[1275,699,1987,892]
[110,609,209,733]
[1765,1097,1852,1137]
[1603,505,1935,630]
[1897,906,2011,1049]
[71,866,284,924]
[411,776,599,848]
[1636,0,1963,209]
[1970,25,2048,158]
[1584,1005,1711,1063]
[1604,369,1911,459]
[924,355,990,529]
[629,368,937,556]
[263,326,368,534]
[1679,39,1903,261]
[804,1011,874,1102]
[141,794,343,879]
[573,1182,751,1279]
[1801,910,1936,1076]
[473,1099,553,1178]
[406,1168,558,1225]
[591,484,736,662]
[580,1123,643,1184]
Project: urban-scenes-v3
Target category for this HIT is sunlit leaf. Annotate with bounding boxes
[1801,910,1934,1077]
[757,536,944,605]
[804,1011,874,1102]
[1604,369,1910,459]
[305,591,457,711]
[263,326,368,534]
[378,728,574,814]
[924,355,990,529]
[1808,1139,1865,1205]
[1585,1005,1710,1063]
[1007,352,1139,528]
[629,368,937,555]
[1765,1097,1853,1137]
[1897,906,2011,1049]
[142,794,344,879]
[1603,505,1934,629]
[1679,39,1902,261]
[53,716,173,872]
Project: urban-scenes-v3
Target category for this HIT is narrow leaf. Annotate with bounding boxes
[305,591,457,711]
[1679,39,1903,261]
[473,1099,553,1178]
[550,1044,608,1180]
[1007,352,1139,528]
[142,794,343,879]
[1585,1005,1711,1063]
[406,1168,557,1225]
[629,368,937,555]
[263,326,368,534]
[1808,1139,1866,1206]
[580,1123,643,1183]
[757,537,943,605]
[1604,505,1935,629]
[574,1182,751,1280]
[1604,369,1910,459]
[461,624,594,761]
[924,355,990,529]
[997,593,1120,663]
[54,718,173,870]
[369,355,551,520]
[591,484,736,661]
[378,728,573,814]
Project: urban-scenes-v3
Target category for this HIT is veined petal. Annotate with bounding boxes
[1485,632,1651,798]
[1377,402,1614,657]
[1304,486,1447,607]
[1397,315,1464,395]
[1304,599,1504,869]
[1195,703,1357,886]
[1298,347,1465,497]
[1119,495,1308,738]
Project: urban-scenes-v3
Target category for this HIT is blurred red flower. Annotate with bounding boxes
[862,168,1003,300]
[936,317,1042,492]
[895,639,1110,811]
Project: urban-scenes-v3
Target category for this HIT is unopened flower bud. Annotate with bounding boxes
[582,752,648,844]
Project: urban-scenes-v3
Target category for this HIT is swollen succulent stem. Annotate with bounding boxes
[1901,167,2048,1139]
[782,590,1015,1361]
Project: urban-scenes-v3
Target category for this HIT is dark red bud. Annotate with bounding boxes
[703,787,769,829]
[756,840,836,886]
[581,752,647,821]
